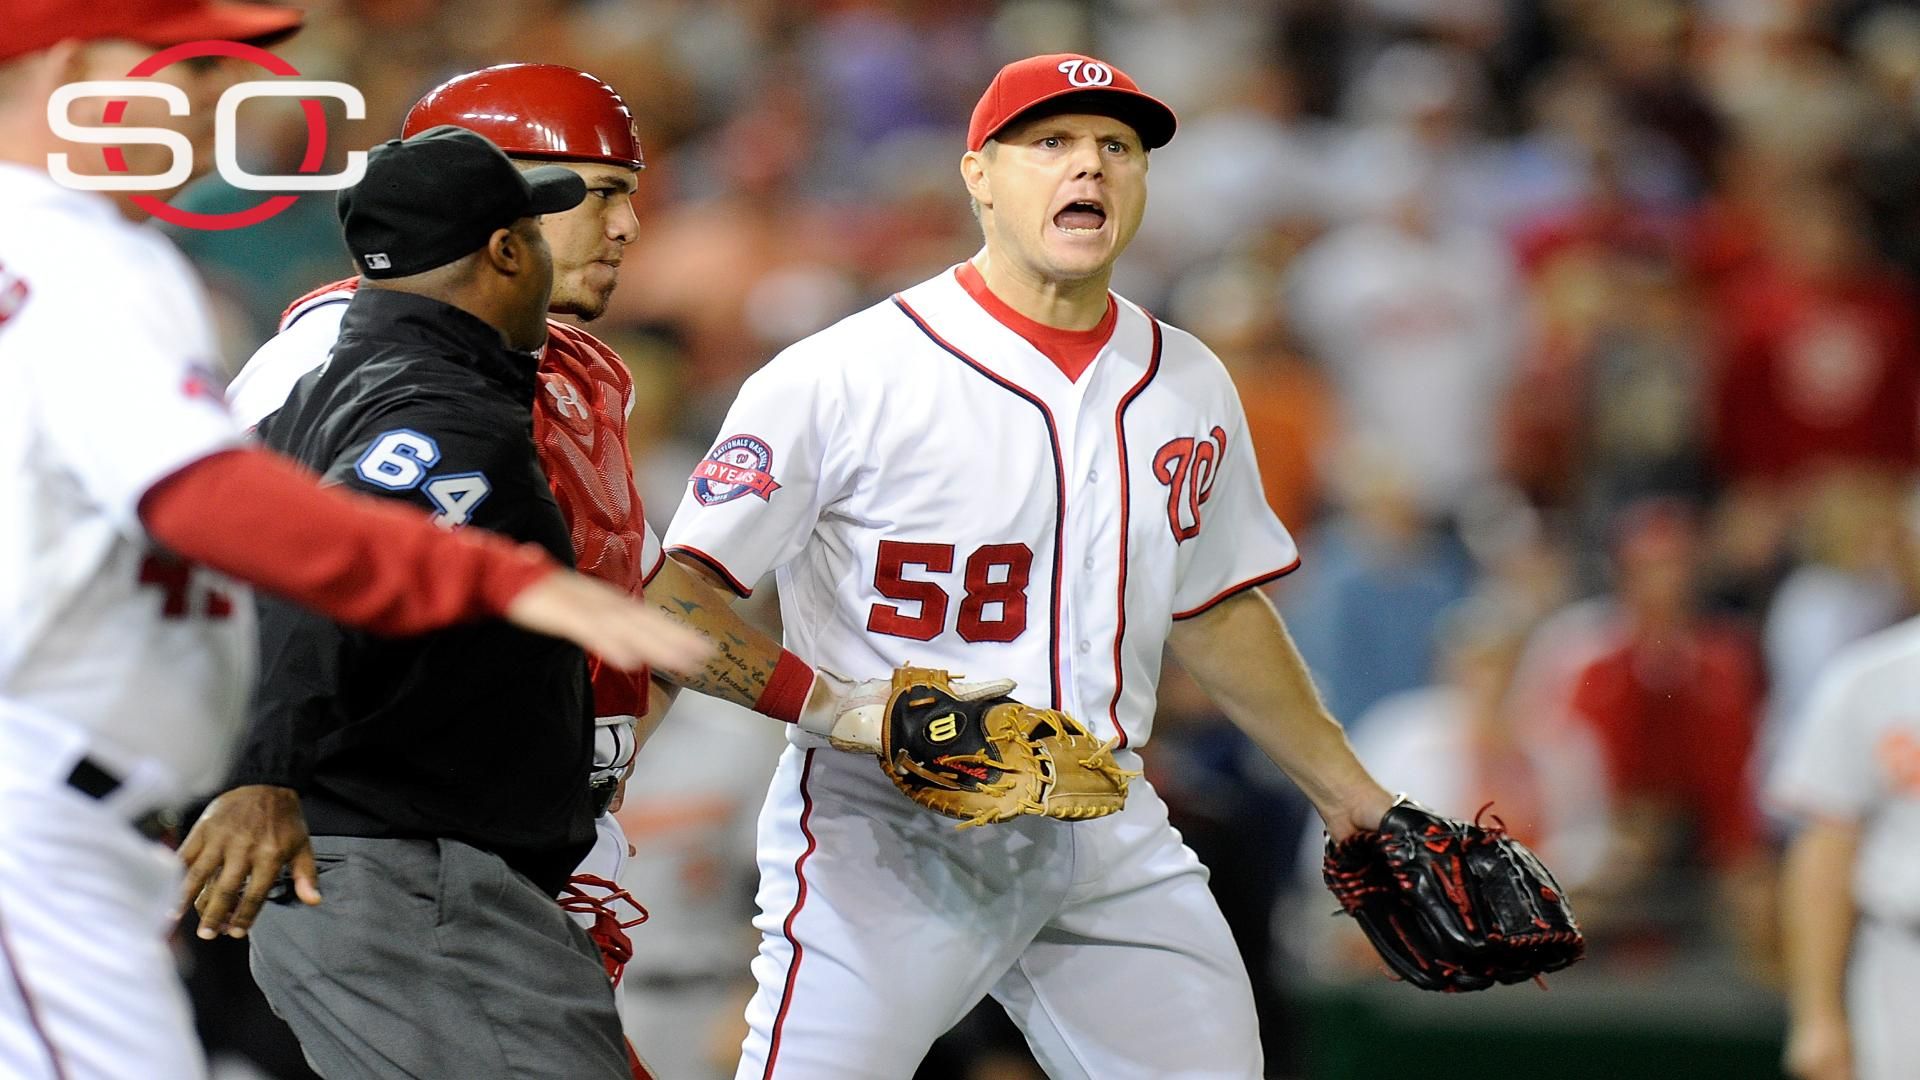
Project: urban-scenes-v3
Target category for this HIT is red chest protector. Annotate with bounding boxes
[537,321,652,717]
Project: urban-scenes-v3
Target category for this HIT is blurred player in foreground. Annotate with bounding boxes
[1772,529,1920,1080]
[0,6,706,1080]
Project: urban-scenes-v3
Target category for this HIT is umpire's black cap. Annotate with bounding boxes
[337,125,586,280]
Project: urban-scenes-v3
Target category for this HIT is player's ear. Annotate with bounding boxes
[960,149,991,210]
[478,225,527,278]
[36,39,93,101]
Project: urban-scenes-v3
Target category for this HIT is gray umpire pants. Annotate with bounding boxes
[248,835,627,1080]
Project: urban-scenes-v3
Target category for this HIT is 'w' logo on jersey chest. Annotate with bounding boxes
[1153,426,1226,542]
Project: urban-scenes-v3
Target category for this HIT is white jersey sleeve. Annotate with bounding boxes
[1164,344,1299,619]
[1768,638,1881,822]
[662,342,849,594]
[226,294,350,429]
[1765,617,1920,922]
[23,236,240,531]
[641,516,665,584]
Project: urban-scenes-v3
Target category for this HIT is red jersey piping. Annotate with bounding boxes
[762,748,819,1078]
[665,545,753,598]
[1171,559,1303,621]
[1107,311,1163,748]
[0,895,70,1080]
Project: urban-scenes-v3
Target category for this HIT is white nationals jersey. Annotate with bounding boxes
[666,266,1298,748]
[0,164,251,794]
[225,285,353,430]
[1769,615,1920,924]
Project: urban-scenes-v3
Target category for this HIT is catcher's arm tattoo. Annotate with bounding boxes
[646,554,782,708]
[1166,587,1391,840]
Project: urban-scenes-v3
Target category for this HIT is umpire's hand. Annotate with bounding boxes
[178,785,320,939]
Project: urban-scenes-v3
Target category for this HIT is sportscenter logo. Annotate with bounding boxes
[46,40,365,231]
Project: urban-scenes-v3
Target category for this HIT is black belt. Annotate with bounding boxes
[65,756,176,845]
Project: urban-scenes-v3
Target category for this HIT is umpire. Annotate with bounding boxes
[220,127,630,1078]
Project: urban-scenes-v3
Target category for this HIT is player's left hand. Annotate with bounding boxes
[1314,783,1398,844]
[1783,1010,1853,1080]
[178,784,321,939]
[1322,797,1586,991]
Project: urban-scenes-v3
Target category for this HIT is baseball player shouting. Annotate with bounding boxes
[664,54,1396,1078]
[0,8,707,1080]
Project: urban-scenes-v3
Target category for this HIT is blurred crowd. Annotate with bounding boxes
[168,0,1920,1077]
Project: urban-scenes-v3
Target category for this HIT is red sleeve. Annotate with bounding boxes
[138,447,558,635]
[587,657,649,719]
[753,649,814,725]
[1693,633,1766,867]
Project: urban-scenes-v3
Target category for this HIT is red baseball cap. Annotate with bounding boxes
[967,53,1176,152]
[1,0,305,64]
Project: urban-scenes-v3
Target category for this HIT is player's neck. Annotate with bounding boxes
[969,251,1112,331]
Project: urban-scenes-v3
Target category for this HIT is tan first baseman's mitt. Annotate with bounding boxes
[876,666,1138,827]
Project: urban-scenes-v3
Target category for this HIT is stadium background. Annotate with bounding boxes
[162,0,1920,1077]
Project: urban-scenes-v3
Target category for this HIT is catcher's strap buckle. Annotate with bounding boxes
[588,774,621,817]
[558,874,650,987]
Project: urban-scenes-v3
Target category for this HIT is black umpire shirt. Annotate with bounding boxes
[228,287,595,895]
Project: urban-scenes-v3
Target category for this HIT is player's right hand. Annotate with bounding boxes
[178,784,320,940]
[1784,1012,1853,1080]
[506,569,712,675]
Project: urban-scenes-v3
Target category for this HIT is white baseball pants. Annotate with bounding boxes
[0,763,200,1080]
[733,744,1263,1080]
[1850,918,1920,1080]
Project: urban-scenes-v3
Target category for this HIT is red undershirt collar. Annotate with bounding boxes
[954,262,1117,383]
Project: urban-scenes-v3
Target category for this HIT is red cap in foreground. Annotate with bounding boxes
[1,0,304,64]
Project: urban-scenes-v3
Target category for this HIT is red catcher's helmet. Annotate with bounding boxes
[403,63,644,171]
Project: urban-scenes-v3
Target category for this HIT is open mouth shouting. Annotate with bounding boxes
[1053,198,1108,236]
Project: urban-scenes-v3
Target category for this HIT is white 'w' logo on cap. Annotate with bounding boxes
[1057,59,1114,87]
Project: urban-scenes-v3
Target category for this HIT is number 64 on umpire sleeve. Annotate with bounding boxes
[353,428,491,529]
